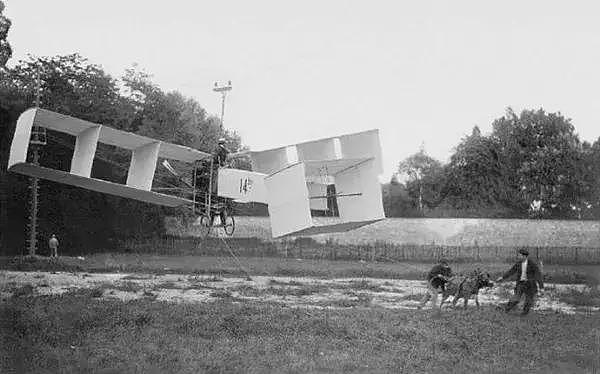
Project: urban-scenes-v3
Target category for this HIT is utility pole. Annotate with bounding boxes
[213,81,232,130]
[27,70,46,257]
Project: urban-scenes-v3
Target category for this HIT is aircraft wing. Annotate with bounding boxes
[10,108,385,238]
[245,130,385,238]
[8,108,211,206]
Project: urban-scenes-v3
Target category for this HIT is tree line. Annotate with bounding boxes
[2,1,599,256]
[0,2,262,253]
[0,52,254,254]
[383,108,600,220]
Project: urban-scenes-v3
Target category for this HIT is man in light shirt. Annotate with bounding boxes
[496,248,544,315]
[48,234,59,258]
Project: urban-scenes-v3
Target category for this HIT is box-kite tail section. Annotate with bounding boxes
[8,108,212,207]
[240,129,386,238]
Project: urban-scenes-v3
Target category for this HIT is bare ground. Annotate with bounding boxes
[2,269,598,315]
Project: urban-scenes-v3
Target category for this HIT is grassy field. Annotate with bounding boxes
[2,289,599,373]
[1,255,599,373]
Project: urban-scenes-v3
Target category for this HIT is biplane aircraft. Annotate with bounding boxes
[9,108,385,238]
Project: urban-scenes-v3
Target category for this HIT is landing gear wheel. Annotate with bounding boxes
[223,215,235,236]
[197,214,212,238]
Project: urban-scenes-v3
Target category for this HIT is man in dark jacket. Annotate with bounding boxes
[207,138,230,195]
[215,138,230,168]
[419,259,453,310]
[496,249,544,315]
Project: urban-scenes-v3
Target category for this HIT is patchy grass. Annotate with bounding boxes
[399,293,423,302]
[2,254,598,286]
[1,290,599,373]
[10,284,35,298]
[0,256,85,273]
[235,284,327,298]
[182,282,212,291]
[152,281,180,290]
[267,284,327,297]
[210,289,232,298]
[67,287,104,298]
[345,279,388,292]
[267,279,303,286]
[234,285,263,298]
[112,281,144,293]
[556,287,600,307]
[122,274,153,281]
[1,283,595,370]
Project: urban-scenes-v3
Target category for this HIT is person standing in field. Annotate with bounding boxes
[496,248,544,315]
[48,234,59,258]
[419,259,453,310]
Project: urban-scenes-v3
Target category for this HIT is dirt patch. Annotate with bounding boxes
[1,270,598,314]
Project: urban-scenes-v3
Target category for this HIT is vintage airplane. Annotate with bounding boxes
[8,108,385,238]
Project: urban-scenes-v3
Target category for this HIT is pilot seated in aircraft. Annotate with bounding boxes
[215,138,230,168]
[212,138,232,225]
[194,138,231,193]
[210,138,230,193]
[191,138,233,226]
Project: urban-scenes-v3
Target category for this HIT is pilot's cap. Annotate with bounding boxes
[518,248,529,256]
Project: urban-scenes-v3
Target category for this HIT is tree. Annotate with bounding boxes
[121,65,249,189]
[0,1,11,68]
[581,138,600,218]
[490,108,586,218]
[1,54,150,252]
[397,146,444,213]
[443,126,509,214]
[381,174,419,217]
[1,55,253,253]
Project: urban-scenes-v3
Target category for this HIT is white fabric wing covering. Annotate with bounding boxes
[296,138,336,162]
[338,130,383,175]
[249,147,289,174]
[8,108,210,206]
[217,168,268,203]
[335,158,385,222]
[263,158,384,237]
[10,107,386,238]
[264,163,313,238]
[252,129,385,238]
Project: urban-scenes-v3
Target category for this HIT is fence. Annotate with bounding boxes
[119,237,600,265]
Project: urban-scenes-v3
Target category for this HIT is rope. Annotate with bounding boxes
[218,235,253,281]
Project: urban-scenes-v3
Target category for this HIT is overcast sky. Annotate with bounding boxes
[5,0,600,180]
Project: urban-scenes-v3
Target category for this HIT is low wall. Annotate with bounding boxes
[168,216,600,247]
[162,216,600,264]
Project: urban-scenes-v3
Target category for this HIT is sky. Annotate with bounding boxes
[4,0,600,181]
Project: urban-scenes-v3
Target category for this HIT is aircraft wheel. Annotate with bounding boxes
[196,214,212,238]
[224,216,235,236]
